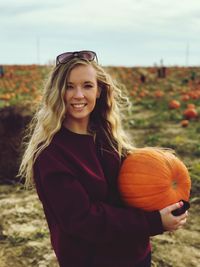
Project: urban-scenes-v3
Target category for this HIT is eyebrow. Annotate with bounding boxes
[84,81,95,84]
[67,81,95,85]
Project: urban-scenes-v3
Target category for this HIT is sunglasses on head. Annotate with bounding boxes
[56,50,98,66]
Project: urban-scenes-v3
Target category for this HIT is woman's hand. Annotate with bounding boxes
[159,201,188,232]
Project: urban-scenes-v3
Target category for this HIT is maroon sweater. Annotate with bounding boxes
[33,126,163,267]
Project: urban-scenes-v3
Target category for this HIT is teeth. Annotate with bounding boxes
[72,104,85,108]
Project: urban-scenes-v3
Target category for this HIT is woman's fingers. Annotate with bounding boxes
[170,201,183,213]
[160,202,189,231]
[160,201,183,215]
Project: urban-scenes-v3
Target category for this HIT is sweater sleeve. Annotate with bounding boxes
[34,151,163,244]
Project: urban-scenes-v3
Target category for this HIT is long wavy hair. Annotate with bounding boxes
[18,58,134,188]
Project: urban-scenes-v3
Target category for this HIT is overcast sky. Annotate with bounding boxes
[0,0,200,66]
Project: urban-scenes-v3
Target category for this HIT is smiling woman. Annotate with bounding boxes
[18,50,188,267]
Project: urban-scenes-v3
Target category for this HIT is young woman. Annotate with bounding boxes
[19,50,188,267]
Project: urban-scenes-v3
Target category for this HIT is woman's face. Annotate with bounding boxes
[64,64,100,127]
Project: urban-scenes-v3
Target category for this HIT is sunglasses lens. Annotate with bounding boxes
[57,52,74,64]
[79,51,96,61]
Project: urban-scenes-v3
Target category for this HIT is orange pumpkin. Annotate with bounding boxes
[168,100,180,109]
[187,103,195,109]
[181,94,190,101]
[183,108,198,119]
[154,90,164,98]
[181,119,189,127]
[118,147,191,211]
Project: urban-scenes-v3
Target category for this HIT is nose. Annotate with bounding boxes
[74,87,84,98]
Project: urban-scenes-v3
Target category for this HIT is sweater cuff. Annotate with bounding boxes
[145,210,164,236]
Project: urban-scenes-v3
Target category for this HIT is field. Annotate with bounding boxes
[0,64,200,266]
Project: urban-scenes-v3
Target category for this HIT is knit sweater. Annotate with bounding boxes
[33,126,163,267]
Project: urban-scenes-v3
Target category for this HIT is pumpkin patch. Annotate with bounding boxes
[118,147,191,211]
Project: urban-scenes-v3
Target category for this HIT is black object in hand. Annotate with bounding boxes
[171,200,190,216]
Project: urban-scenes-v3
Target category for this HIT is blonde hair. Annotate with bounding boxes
[18,58,134,188]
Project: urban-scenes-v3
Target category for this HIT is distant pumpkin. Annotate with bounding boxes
[118,147,191,211]
[181,119,189,127]
[154,90,164,98]
[183,108,198,119]
[181,94,190,101]
[169,100,181,109]
[187,103,195,109]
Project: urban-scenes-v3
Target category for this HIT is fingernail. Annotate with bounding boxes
[179,201,183,207]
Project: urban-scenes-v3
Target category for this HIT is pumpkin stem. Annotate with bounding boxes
[172,180,177,189]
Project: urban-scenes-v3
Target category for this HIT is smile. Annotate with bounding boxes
[71,103,87,108]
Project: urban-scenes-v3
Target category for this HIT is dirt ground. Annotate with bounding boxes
[0,184,199,267]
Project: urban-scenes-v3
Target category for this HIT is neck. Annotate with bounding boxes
[63,119,89,135]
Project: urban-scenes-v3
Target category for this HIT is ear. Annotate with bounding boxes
[97,87,102,98]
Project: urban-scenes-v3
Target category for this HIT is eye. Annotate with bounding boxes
[84,83,93,89]
[66,84,73,90]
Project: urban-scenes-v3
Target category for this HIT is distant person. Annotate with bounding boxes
[157,59,166,78]
[0,65,4,77]
[19,50,188,267]
[158,66,166,78]
[140,73,146,83]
